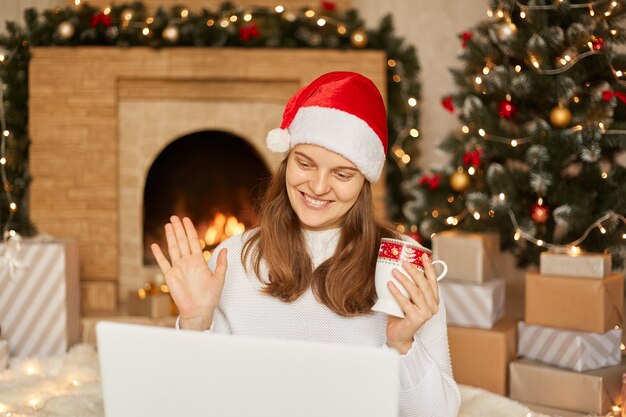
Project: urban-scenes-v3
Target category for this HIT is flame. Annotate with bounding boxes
[202,213,245,258]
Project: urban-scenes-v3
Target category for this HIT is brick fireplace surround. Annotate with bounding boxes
[29,47,387,314]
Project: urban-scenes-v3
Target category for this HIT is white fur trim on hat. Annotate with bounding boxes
[288,106,385,182]
[266,128,291,153]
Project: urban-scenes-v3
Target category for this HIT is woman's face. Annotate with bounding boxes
[285,144,366,231]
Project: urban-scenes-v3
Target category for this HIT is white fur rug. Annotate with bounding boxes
[0,344,548,417]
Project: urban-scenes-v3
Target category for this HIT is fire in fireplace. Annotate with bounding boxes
[143,130,271,264]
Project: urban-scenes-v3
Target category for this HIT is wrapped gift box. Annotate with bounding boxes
[540,251,612,279]
[432,231,500,283]
[520,401,591,417]
[0,339,7,370]
[448,317,517,396]
[525,272,623,333]
[440,278,505,328]
[518,321,621,372]
[127,291,172,319]
[510,358,626,415]
[0,238,80,358]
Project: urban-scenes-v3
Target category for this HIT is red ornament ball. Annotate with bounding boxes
[530,203,550,224]
[441,96,455,113]
[592,37,604,50]
[498,100,517,119]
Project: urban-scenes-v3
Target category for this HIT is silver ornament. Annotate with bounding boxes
[496,20,517,41]
[162,25,180,42]
[57,21,76,40]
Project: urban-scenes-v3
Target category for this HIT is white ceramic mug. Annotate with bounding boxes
[371,238,448,318]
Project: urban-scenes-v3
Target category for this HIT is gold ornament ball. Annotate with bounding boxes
[162,25,180,42]
[57,21,75,40]
[496,20,517,41]
[449,170,470,192]
[350,30,368,48]
[549,104,572,128]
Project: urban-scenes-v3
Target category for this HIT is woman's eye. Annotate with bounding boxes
[335,171,352,181]
[297,160,311,168]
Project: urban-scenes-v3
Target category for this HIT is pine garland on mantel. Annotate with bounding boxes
[0,1,422,236]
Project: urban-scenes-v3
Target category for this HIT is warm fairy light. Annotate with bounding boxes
[563,54,572,62]
[220,19,229,27]
[461,125,470,133]
[181,9,189,18]
[473,211,481,220]
[25,362,39,375]
[337,25,347,35]
[499,193,506,200]
[3,130,9,137]
[568,245,581,255]
[393,146,405,157]
[9,202,16,211]
[514,229,521,240]
[611,29,618,36]
[230,15,238,22]
[496,9,504,18]
[611,0,618,6]
[573,124,583,131]
[515,65,522,72]
[520,10,526,18]
[387,59,396,67]
[74,0,80,5]
[207,19,215,26]
[160,284,169,293]
[28,397,43,408]
[146,17,154,24]
[475,76,482,85]
[468,166,476,175]
[393,75,401,83]
[511,139,518,147]
[573,96,580,103]
[401,154,411,164]
[0,54,5,62]
[408,97,417,107]
[103,6,111,14]
[397,224,406,233]
[622,343,625,350]
[142,27,150,36]
[122,9,133,21]
[537,239,544,247]
[446,216,454,225]
[489,209,495,217]
[137,288,147,299]
[505,93,511,101]
[447,196,455,203]
[559,58,567,66]
[599,225,607,234]
[487,9,493,17]
[616,70,623,77]
[71,378,81,387]
[305,10,315,17]
[244,14,252,21]
[317,18,326,26]
[478,128,486,137]
[613,405,621,413]
[410,129,419,138]
[432,210,439,218]
[275,5,284,13]
[483,66,490,75]
[605,11,612,16]
[602,172,608,179]
[589,5,595,16]
[9,230,15,237]
[623,233,626,239]
[0,158,4,165]
[538,197,543,205]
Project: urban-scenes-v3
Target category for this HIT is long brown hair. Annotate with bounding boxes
[242,155,400,317]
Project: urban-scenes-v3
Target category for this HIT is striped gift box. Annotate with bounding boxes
[517,321,622,372]
[0,238,80,358]
[440,278,505,329]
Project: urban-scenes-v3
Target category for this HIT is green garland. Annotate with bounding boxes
[0,1,421,236]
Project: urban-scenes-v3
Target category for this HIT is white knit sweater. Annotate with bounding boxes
[199,228,460,417]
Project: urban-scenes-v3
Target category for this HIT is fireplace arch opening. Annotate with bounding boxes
[143,130,271,264]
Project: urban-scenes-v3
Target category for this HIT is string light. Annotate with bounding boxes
[409,129,419,138]
[473,211,481,220]
[468,166,476,175]
[461,125,470,134]
[305,10,315,18]
[317,18,326,27]
[478,128,486,137]
[408,97,417,107]
[275,5,284,13]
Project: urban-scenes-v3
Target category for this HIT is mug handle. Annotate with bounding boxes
[431,260,448,281]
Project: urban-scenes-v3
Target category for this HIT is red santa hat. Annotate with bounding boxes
[266,71,388,183]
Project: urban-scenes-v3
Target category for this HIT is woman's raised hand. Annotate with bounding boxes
[150,215,227,330]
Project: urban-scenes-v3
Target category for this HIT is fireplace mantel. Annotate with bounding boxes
[29,47,387,313]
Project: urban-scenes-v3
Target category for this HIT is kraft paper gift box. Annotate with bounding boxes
[540,251,612,279]
[509,358,626,415]
[0,339,7,370]
[440,278,505,329]
[447,316,517,396]
[525,272,623,333]
[432,231,500,283]
[127,291,172,319]
[0,237,80,358]
[517,321,621,372]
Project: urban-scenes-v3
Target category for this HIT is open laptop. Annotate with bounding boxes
[96,321,399,417]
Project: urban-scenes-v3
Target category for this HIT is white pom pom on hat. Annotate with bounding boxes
[265,71,388,183]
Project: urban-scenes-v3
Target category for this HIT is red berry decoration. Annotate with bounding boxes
[531,202,550,224]
[461,31,473,48]
[239,23,260,41]
[321,1,336,11]
[592,37,604,50]
[91,12,112,28]
[498,100,517,119]
[441,96,455,113]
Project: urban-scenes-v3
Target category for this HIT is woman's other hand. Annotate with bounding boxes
[150,215,227,330]
[385,254,440,354]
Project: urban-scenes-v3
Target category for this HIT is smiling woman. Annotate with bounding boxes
[150,72,461,417]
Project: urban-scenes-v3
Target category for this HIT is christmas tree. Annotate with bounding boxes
[403,0,626,267]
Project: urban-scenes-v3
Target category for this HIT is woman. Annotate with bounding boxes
[151,72,460,417]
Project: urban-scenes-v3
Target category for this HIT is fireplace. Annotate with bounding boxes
[143,130,270,264]
[28,47,387,313]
